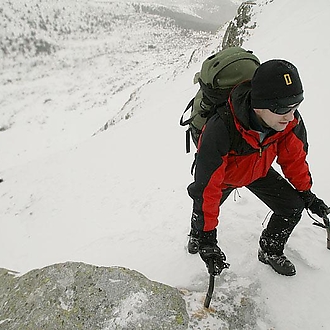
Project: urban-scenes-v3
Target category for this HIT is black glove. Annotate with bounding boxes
[299,190,330,218]
[199,244,228,275]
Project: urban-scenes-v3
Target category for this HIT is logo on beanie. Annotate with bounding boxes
[284,73,292,86]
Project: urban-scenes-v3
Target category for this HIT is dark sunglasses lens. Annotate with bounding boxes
[273,104,299,114]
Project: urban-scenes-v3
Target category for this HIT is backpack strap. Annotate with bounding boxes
[185,128,191,154]
[179,98,195,126]
[180,97,228,153]
[216,103,243,155]
[180,98,196,153]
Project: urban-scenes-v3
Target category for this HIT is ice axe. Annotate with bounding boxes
[204,259,229,309]
[325,216,330,250]
[322,212,330,250]
[311,207,330,250]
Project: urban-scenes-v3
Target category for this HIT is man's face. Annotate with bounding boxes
[253,108,296,131]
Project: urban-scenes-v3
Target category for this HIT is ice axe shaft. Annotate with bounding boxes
[203,259,229,309]
[323,207,330,250]
[204,260,215,309]
[323,215,330,250]
[311,208,330,250]
[204,274,215,308]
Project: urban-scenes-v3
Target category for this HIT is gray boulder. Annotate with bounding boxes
[0,262,188,330]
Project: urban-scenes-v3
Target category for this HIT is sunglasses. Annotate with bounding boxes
[269,103,300,115]
[269,102,301,115]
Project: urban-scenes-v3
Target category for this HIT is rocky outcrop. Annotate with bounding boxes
[0,262,188,330]
[222,1,258,49]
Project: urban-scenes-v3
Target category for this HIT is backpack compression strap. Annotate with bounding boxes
[179,98,195,126]
[179,98,195,153]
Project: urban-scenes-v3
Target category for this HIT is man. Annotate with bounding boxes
[187,59,329,276]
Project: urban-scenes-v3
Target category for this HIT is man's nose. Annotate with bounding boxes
[283,110,295,121]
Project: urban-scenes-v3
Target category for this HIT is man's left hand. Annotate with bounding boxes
[300,190,330,218]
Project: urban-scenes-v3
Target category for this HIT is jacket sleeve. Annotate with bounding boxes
[277,113,313,191]
[187,114,230,232]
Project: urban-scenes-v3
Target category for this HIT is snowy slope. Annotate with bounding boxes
[1,0,330,329]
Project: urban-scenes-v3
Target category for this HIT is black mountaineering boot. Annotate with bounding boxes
[258,248,296,276]
[258,228,296,276]
[188,229,200,254]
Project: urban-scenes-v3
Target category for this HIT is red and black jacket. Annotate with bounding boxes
[187,81,312,232]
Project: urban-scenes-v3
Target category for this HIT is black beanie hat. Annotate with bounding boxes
[251,59,304,110]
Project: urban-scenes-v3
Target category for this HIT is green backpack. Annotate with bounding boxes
[180,47,260,152]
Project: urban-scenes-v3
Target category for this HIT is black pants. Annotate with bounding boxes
[221,167,305,236]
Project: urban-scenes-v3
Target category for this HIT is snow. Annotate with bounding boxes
[108,291,150,328]
[1,0,330,329]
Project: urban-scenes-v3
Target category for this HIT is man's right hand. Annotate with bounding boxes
[199,245,228,275]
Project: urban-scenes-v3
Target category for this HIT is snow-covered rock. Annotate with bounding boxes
[0,262,188,329]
